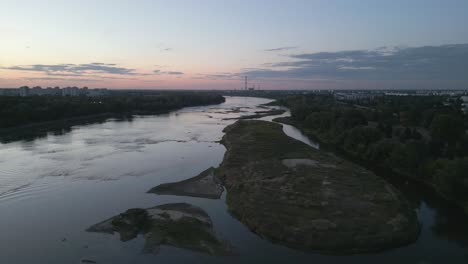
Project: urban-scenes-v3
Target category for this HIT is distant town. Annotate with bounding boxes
[1,86,467,112]
[0,86,109,97]
[224,89,468,112]
[331,90,468,112]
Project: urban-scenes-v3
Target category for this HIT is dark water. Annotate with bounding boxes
[0,96,467,264]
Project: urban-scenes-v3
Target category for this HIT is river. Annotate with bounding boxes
[0,96,467,263]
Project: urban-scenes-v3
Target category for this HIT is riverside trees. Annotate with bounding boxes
[277,94,468,212]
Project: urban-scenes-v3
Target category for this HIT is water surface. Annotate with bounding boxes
[0,96,467,263]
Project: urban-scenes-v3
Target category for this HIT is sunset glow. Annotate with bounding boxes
[1,0,468,89]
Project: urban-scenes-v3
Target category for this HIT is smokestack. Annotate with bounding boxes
[245,76,248,90]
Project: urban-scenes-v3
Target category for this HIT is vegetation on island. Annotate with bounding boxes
[274,94,468,213]
[87,203,234,255]
[216,120,419,254]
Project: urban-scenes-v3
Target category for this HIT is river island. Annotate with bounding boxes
[149,119,420,254]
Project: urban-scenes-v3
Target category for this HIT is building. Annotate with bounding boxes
[87,88,108,97]
[461,96,468,112]
[62,87,80,96]
[81,86,88,96]
[19,86,30,97]
[4,86,108,97]
[334,92,382,102]
[0,88,20,96]
[30,86,43,96]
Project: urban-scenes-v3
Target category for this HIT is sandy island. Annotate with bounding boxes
[148,167,223,199]
[144,120,420,254]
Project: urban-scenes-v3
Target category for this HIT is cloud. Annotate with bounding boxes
[241,44,468,82]
[90,62,117,66]
[153,70,184,75]
[166,71,183,75]
[3,63,138,76]
[264,46,298,52]
[194,72,238,80]
[23,77,98,82]
[155,42,173,52]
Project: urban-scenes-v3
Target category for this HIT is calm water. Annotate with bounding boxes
[0,96,467,264]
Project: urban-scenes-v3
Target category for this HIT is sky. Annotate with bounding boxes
[1,0,468,90]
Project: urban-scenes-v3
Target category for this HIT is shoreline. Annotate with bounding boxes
[148,167,224,199]
[0,101,225,143]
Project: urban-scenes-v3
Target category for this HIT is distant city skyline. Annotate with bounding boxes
[1,0,468,90]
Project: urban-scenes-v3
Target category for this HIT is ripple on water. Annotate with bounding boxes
[0,181,59,203]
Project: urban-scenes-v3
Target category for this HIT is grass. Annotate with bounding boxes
[217,120,419,254]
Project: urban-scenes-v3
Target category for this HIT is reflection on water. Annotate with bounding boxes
[0,96,467,264]
[0,115,135,144]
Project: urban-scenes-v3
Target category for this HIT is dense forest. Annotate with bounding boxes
[275,94,468,213]
[0,92,225,129]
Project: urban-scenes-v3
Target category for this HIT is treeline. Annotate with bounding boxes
[0,92,225,128]
[277,94,468,212]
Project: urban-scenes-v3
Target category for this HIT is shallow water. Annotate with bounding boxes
[0,96,467,263]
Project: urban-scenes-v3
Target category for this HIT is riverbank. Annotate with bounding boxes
[0,113,116,143]
[0,94,226,143]
[216,120,419,254]
[0,108,188,142]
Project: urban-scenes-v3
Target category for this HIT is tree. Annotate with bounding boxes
[343,126,382,156]
[429,158,468,199]
[304,111,334,131]
[336,109,367,130]
[430,114,465,158]
[365,139,398,164]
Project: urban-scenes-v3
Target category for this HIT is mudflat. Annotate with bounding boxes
[223,108,286,120]
[148,167,223,199]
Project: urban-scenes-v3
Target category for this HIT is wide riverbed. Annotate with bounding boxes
[0,96,467,263]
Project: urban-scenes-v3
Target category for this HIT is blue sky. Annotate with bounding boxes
[1,0,468,89]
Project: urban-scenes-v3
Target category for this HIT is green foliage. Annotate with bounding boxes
[388,140,428,175]
[337,109,368,129]
[304,111,335,131]
[365,139,398,164]
[431,114,464,142]
[343,126,382,155]
[279,93,468,209]
[455,134,468,157]
[426,158,468,199]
